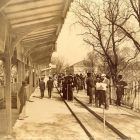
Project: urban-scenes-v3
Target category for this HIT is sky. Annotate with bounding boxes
[52,8,92,65]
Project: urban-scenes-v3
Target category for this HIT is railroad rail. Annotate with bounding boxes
[56,87,131,140]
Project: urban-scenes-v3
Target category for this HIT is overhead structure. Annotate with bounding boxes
[0,0,73,66]
[0,0,73,135]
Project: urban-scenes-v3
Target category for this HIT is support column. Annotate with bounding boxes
[4,33,12,135]
[22,62,25,81]
[17,60,22,110]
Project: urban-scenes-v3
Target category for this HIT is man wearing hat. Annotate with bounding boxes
[116,75,127,106]
[86,72,95,104]
[47,76,54,98]
[101,74,110,109]
[39,77,45,98]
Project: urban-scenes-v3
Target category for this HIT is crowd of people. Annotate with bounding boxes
[18,72,127,119]
[53,72,128,109]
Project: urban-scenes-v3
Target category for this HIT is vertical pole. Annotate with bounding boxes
[29,66,33,96]
[17,61,22,110]
[103,107,106,140]
[22,62,25,80]
[4,31,12,136]
[17,61,22,84]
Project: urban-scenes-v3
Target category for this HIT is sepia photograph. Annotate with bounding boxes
[0,0,140,139]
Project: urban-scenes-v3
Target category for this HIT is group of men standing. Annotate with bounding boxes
[86,73,110,109]
[86,72,127,109]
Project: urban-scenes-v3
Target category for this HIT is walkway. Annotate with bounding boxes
[11,88,88,140]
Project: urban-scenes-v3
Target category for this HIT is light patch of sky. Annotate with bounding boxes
[52,10,92,65]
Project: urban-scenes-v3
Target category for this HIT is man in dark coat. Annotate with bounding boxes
[39,77,45,99]
[18,81,27,119]
[86,72,95,104]
[47,77,54,98]
[116,75,127,106]
[62,77,67,99]
[67,75,74,101]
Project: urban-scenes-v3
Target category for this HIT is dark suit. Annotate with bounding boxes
[116,80,127,106]
[86,76,95,103]
[18,85,27,114]
[47,79,54,98]
[39,80,45,98]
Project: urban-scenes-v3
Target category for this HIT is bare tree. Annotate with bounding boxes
[129,0,140,26]
[104,0,140,51]
[84,50,106,74]
[73,0,139,83]
[51,56,65,74]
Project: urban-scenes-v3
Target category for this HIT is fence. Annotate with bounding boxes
[110,81,140,111]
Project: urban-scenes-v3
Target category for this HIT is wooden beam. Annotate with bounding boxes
[0,0,11,11]
[12,15,60,27]
[7,0,48,7]
[32,52,52,62]
[8,10,62,21]
[55,0,73,37]
[62,0,72,18]
[21,36,57,47]
[22,32,55,42]
[24,41,54,57]
[11,17,63,50]
[28,25,57,35]
[33,55,52,64]
[24,27,56,36]
[56,23,62,36]
[5,2,63,15]
[31,45,53,57]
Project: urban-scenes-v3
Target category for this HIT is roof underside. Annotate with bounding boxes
[2,0,72,65]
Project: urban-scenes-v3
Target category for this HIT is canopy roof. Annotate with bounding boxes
[1,0,73,65]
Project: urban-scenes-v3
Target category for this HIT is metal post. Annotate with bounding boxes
[103,106,106,140]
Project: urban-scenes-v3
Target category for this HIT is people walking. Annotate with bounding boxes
[18,81,27,120]
[39,77,45,99]
[116,75,127,106]
[47,77,54,98]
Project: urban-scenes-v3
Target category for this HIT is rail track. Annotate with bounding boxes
[56,87,131,140]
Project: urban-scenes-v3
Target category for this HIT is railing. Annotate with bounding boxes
[122,81,140,111]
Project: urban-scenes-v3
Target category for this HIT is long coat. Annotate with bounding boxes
[86,76,94,96]
[39,80,45,91]
[18,85,27,105]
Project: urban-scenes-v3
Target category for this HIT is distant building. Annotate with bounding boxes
[66,60,92,75]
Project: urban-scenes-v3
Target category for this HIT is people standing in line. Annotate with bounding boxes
[47,77,54,98]
[18,81,27,120]
[39,77,45,99]
[86,72,95,104]
[116,75,127,106]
